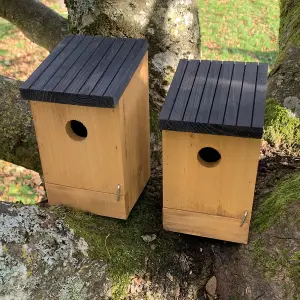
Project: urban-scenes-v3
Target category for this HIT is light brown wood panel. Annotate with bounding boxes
[46,182,129,219]
[162,130,260,219]
[30,101,125,194]
[118,52,150,211]
[163,208,250,244]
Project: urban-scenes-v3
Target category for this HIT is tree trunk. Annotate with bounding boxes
[268,0,300,116]
[0,0,68,51]
[65,0,200,109]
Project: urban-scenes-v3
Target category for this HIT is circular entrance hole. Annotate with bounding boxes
[198,147,221,167]
[66,120,88,141]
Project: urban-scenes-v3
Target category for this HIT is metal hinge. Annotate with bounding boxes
[240,210,248,227]
[116,184,121,201]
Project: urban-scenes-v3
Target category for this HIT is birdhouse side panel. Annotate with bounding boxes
[30,101,125,194]
[118,52,150,211]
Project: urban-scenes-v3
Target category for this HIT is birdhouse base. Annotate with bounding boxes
[46,183,131,219]
[163,208,250,244]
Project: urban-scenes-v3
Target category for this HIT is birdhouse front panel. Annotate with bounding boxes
[160,59,268,243]
[20,35,150,219]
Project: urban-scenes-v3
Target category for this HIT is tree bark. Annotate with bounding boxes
[268,0,300,117]
[0,76,41,171]
[0,0,68,51]
[65,0,200,109]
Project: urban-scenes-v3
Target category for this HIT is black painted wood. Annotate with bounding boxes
[30,35,85,91]
[104,39,148,103]
[42,36,94,92]
[196,61,222,123]
[19,35,148,108]
[252,63,268,129]
[183,60,211,123]
[237,62,258,127]
[52,37,104,94]
[209,61,234,124]
[159,59,268,139]
[159,59,188,121]
[20,35,74,90]
[77,38,123,96]
[169,60,199,121]
[90,39,136,98]
[223,62,245,126]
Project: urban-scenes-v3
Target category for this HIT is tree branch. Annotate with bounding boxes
[0,75,41,171]
[0,0,68,51]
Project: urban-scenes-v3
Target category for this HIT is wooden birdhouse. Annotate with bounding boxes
[159,59,268,244]
[19,35,150,219]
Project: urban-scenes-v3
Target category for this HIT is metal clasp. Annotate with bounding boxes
[240,210,248,227]
[116,184,121,201]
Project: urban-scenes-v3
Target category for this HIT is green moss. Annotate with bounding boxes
[263,98,300,148]
[252,171,300,233]
[58,195,179,299]
[289,251,300,292]
[252,239,289,276]
[252,240,300,295]
[150,106,161,141]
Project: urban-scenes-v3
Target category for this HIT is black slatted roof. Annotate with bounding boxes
[19,35,148,108]
[159,59,268,138]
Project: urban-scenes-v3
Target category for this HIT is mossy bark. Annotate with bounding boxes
[264,98,300,148]
[0,76,41,171]
[268,0,300,117]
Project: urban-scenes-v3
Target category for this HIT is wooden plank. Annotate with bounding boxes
[30,100,125,194]
[118,53,151,211]
[223,62,245,126]
[104,39,148,104]
[90,39,136,97]
[42,36,94,91]
[209,61,234,124]
[20,35,74,90]
[52,37,105,94]
[252,63,268,129]
[163,208,250,244]
[237,62,258,127]
[75,38,123,95]
[30,35,85,90]
[196,61,222,123]
[183,60,211,122]
[162,130,260,219]
[169,60,200,122]
[159,59,188,123]
[46,183,128,219]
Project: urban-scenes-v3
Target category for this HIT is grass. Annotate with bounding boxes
[0,0,280,80]
[199,0,280,67]
[0,0,67,81]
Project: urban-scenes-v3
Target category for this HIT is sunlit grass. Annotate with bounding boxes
[199,0,280,67]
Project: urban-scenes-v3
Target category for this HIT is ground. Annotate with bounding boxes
[1,0,300,299]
